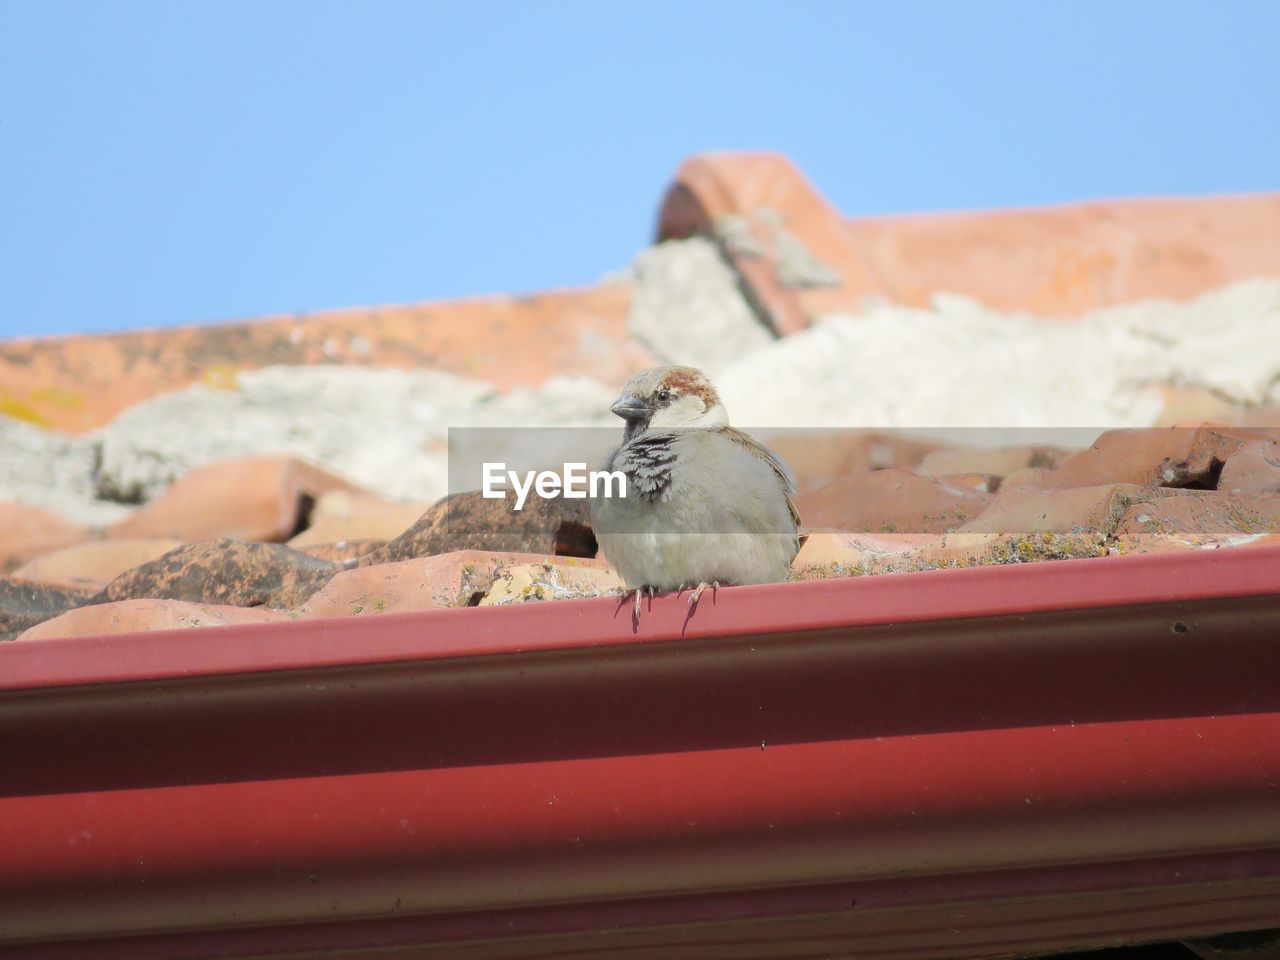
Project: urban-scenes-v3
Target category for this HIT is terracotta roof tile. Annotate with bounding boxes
[1152,387,1280,430]
[361,490,596,565]
[1112,531,1280,554]
[297,539,387,564]
[297,551,615,617]
[0,502,90,573]
[956,482,1163,536]
[11,538,182,593]
[98,538,339,610]
[106,456,364,543]
[764,431,943,496]
[0,283,643,434]
[659,151,1280,328]
[796,468,993,534]
[916,445,1070,478]
[1042,425,1264,490]
[1218,439,1280,494]
[286,491,431,548]
[1113,491,1280,539]
[842,193,1280,317]
[15,598,289,641]
[477,561,623,606]
[0,577,97,640]
[791,530,1108,579]
[659,153,884,335]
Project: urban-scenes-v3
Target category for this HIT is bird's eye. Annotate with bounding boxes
[656,388,671,403]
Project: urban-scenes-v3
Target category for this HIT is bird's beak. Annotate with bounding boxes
[610,395,648,422]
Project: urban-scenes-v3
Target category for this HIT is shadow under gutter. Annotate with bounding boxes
[1,546,1279,959]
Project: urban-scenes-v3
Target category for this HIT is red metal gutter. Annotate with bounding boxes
[2,546,1279,958]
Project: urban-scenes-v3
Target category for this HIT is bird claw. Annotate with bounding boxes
[628,585,656,624]
[686,580,720,611]
[621,583,714,624]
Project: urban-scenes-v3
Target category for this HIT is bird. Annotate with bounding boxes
[590,365,800,618]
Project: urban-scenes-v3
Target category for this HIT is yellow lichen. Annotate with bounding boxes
[200,364,242,391]
[30,386,85,410]
[0,395,53,427]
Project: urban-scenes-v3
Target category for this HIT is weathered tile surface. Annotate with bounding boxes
[0,502,90,573]
[362,491,597,566]
[298,539,388,565]
[916,445,1070,479]
[1217,440,1280,494]
[0,283,643,434]
[98,538,340,610]
[797,469,993,534]
[0,578,97,641]
[298,551,614,617]
[108,456,361,543]
[1043,427,1258,490]
[766,431,942,496]
[14,539,183,592]
[17,599,289,641]
[288,490,429,548]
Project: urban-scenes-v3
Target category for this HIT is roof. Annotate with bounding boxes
[2,150,1279,957]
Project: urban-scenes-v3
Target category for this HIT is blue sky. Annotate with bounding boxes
[2,0,1277,339]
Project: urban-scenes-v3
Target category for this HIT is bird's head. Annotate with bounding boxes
[610,366,729,441]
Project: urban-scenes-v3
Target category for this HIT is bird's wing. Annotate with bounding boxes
[723,427,803,532]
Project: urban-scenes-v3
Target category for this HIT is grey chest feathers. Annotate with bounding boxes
[606,434,679,503]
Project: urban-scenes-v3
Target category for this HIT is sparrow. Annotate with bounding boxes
[590,366,800,617]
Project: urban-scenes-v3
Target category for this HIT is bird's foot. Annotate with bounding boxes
[686,580,720,612]
[625,584,656,624]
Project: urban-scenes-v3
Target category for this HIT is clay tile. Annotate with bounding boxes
[958,483,1170,537]
[98,538,340,610]
[961,482,1273,547]
[657,152,885,335]
[1153,386,1246,428]
[297,550,613,617]
[763,431,943,497]
[298,539,387,565]
[843,193,1280,316]
[916,445,1071,479]
[13,538,183,592]
[791,532,940,579]
[796,469,994,535]
[1043,426,1260,490]
[1112,491,1280,540]
[1217,440,1280,494]
[288,491,431,548]
[0,501,91,574]
[0,283,643,435]
[998,467,1057,491]
[360,491,597,567]
[107,456,364,543]
[0,577,97,641]
[16,599,289,642]
[790,529,1108,580]
[935,473,1002,494]
[660,154,1280,326]
[478,562,622,605]
[1113,532,1280,556]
